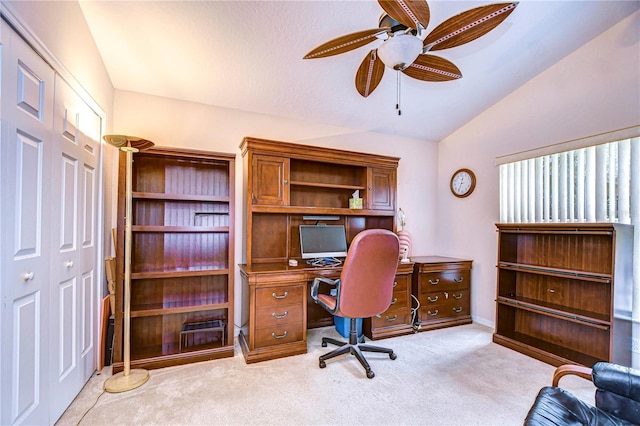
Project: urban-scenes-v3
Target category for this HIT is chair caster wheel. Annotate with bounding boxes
[319,360,326,368]
[322,342,327,347]
[366,370,375,379]
[390,352,397,360]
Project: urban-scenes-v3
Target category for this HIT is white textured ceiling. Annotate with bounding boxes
[78,1,639,142]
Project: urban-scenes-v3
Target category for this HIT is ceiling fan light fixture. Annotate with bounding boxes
[377,33,422,71]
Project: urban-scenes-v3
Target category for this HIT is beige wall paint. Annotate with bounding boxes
[437,10,640,326]
[113,91,439,330]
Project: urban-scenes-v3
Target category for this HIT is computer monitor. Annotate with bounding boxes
[299,225,348,260]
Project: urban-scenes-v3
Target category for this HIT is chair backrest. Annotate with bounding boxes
[335,229,400,319]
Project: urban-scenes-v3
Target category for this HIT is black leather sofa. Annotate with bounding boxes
[525,362,640,425]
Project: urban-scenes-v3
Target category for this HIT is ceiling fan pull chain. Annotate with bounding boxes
[396,71,402,116]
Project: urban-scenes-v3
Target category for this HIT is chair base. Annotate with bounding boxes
[319,334,396,379]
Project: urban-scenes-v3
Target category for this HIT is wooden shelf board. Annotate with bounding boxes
[497,296,610,329]
[289,181,366,190]
[131,302,229,317]
[132,268,229,279]
[133,192,230,202]
[498,262,611,282]
[132,225,229,233]
[250,205,393,216]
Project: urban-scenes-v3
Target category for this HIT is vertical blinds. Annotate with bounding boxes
[499,137,639,224]
[499,136,639,327]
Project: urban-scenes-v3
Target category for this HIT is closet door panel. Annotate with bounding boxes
[0,24,55,426]
[48,76,100,422]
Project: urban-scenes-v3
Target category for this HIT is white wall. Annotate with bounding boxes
[437,10,640,327]
[113,91,439,330]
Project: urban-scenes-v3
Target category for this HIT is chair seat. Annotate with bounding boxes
[525,387,635,426]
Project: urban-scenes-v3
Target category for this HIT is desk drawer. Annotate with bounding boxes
[255,324,304,348]
[256,303,304,328]
[255,284,304,308]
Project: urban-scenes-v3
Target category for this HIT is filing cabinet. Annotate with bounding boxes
[412,256,472,331]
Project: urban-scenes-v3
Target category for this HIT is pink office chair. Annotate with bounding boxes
[310,229,400,379]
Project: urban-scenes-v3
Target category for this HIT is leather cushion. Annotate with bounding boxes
[524,387,634,426]
[593,362,640,424]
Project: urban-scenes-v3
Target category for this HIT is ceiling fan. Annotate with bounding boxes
[303,1,518,101]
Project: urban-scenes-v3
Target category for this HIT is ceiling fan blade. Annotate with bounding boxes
[378,0,430,30]
[303,28,390,59]
[423,2,518,51]
[402,54,462,82]
[355,50,385,97]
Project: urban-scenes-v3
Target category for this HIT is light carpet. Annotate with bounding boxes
[56,324,595,425]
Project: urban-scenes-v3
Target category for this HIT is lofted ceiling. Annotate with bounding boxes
[78,0,639,142]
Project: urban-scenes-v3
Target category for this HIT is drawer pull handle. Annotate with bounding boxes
[452,307,463,313]
[454,277,464,283]
[452,293,463,300]
[427,296,438,303]
[393,281,398,288]
[272,291,288,299]
[272,311,288,319]
[385,314,398,322]
[428,279,440,285]
[427,310,439,317]
[390,297,397,305]
[271,331,288,339]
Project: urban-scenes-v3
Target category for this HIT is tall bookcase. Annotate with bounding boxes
[112,147,235,372]
[494,223,633,367]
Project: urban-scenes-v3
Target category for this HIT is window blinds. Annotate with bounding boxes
[499,137,639,224]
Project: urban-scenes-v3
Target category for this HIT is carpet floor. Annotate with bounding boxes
[56,323,595,425]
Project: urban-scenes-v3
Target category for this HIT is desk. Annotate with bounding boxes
[238,261,414,363]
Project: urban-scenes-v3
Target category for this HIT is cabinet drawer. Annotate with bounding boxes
[419,290,470,320]
[256,303,304,328]
[371,313,411,328]
[388,288,409,311]
[256,284,304,308]
[419,289,468,307]
[418,270,470,292]
[255,324,304,348]
[392,274,409,292]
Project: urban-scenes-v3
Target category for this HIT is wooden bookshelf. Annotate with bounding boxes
[112,147,235,372]
[493,223,633,367]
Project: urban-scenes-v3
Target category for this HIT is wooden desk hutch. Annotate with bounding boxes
[238,138,415,363]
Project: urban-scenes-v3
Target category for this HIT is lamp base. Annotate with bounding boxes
[104,368,149,393]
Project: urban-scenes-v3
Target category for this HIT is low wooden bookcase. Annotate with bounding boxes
[493,223,633,367]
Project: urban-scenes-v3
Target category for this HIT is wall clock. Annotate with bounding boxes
[450,168,476,198]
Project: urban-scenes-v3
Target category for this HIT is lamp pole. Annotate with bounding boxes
[103,136,153,393]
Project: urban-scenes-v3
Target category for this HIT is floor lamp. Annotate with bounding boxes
[103,135,154,393]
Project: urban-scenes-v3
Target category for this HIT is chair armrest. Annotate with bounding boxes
[310,276,339,302]
[552,365,593,387]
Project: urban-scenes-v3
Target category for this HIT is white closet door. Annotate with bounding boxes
[0,24,55,426]
[48,76,100,422]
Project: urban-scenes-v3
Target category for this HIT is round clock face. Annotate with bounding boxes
[450,168,476,198]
